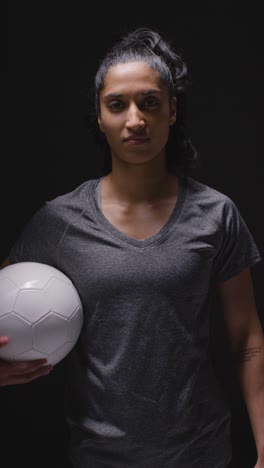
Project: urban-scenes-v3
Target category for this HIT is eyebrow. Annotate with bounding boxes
[103,89,161,100]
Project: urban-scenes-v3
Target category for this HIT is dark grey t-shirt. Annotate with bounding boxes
[9,175,263,468]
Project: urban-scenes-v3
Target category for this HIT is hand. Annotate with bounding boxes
[0,337,53,386]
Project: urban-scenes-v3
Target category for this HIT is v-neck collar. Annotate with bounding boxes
[90,174,187,249]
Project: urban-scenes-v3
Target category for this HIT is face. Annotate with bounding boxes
[97,61,176,166]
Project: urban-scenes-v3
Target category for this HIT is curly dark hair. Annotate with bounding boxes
[86,27,200,176]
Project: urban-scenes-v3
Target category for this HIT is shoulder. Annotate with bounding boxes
[185,176,239,227]
[48,178,97,210]
[185,176,233,205]
[8,178,100,264]
[21,178,99,230]
[41,178,99,220]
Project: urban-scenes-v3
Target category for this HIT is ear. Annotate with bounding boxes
[97,114,105,133]
[169,96,177,126]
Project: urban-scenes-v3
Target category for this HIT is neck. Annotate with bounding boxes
[102,159,178,205]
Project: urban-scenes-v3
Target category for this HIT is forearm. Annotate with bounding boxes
[234,334,264,461]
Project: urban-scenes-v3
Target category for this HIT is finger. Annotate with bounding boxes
[9,359,49,373]
[0,359,50,381]
[0,364,53,386]
[0,337,8,347]
[0,359,48,375]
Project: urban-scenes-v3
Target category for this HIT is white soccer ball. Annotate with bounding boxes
[0,262,83,365]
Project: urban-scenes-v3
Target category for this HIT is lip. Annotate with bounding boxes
[123,136,150,144]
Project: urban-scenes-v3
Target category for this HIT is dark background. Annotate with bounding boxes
[2,3,264,467]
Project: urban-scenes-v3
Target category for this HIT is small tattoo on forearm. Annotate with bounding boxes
[235,347,262,363]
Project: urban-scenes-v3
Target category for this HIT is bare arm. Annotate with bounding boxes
[0,257,53,385]
[216,268,264,465]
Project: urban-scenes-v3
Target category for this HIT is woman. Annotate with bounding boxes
[1,27,263,468]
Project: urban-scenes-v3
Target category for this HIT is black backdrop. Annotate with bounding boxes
[2,3,264,467]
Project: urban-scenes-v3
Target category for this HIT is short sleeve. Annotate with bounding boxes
[212,198,263,282]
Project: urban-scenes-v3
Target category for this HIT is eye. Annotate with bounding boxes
[143,96,160,108]
[108,101,124,112]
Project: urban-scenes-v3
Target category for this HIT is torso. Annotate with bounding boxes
[100,175,179,240]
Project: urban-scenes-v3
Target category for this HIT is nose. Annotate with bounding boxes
[125,103,146,131]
